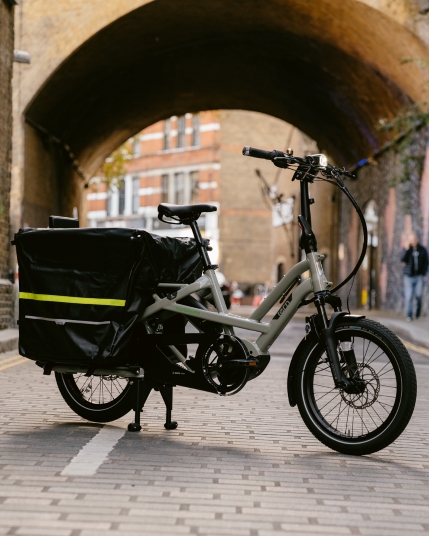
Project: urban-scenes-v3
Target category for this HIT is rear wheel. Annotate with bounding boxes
[55,372,134,423]
[295,319,417,455]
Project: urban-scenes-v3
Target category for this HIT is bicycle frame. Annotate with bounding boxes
[132,157,363,403]
[140,249,332,356]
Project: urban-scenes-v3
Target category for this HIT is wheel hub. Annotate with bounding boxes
[340,363,380,409]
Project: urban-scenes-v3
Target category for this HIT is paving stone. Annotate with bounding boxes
[15,529,72,536]
[0,321,428,535]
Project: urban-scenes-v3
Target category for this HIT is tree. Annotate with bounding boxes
[93,141,132,190]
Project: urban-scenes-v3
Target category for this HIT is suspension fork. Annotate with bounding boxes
[340,338,359,377]
[314,293,360,390]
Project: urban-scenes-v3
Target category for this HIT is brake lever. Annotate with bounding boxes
[325,164,355,180]
[272,157,291,169]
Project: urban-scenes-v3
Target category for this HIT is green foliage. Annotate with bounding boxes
[377,108,426,194]
[96,141,132,190]
[400,57,429,71]
[376,103,429,140]
[374,56,429,213]
[376,55,429,147]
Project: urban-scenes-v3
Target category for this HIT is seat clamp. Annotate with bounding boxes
[204,264,219,272]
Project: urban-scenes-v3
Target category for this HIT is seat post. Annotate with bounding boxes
[189,220,214,271]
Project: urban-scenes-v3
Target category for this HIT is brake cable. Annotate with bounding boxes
[321,169,368,294]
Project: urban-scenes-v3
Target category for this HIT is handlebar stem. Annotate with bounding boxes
[300,179,312,227]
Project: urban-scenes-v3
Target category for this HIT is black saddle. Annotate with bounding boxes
[158,203,217,223]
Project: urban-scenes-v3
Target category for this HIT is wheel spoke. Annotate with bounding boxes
[315,387,338,403]
[304,324,405,441]
[73,374,128,405]
[318,392,341,412]
[366,349,386,366]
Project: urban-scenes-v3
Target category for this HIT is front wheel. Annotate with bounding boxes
[294,319,417,455]
[55,372,134,423]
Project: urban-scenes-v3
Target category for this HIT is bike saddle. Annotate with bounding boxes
[158,203,217,222]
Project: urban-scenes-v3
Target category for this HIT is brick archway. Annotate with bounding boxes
[17,0,429,229]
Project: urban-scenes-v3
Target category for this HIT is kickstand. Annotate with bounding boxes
[127,378,152,432]
[158,384,178,430]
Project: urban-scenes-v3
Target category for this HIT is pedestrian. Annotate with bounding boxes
[401,232,428,321]
[230,281,244,308]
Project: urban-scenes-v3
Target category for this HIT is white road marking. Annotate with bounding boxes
[61,425,126,476]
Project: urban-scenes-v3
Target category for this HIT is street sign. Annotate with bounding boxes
[272,197,294,227]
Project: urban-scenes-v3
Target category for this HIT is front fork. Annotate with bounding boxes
[312,292,364,393]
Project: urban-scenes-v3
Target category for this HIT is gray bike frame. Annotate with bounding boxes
[140,250,332,358]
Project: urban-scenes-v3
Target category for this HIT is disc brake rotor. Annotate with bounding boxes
[340,363,380,409]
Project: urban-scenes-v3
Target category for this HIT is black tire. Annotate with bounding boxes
[294,318,417,455]
[55,372,134,423]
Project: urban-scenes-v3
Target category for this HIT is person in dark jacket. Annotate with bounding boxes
[401,232,429,320]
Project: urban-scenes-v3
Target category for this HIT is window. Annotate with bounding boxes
[163,119,171,150]
[133,137,141,157]
[174,172,185,204]
[177,115,186,148]
[132,176,140,214]
[190,171,199,203]
[118,179,126,216]
[106,190,112,217]
[191,114,200,146]
[161,174,169,203]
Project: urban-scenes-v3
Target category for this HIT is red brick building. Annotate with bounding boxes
[87,111,221,258]
[86,110,335,290]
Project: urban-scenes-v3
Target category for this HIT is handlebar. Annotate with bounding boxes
[243,145,364,298]
[242,147,285,161]
[242,146,355,179]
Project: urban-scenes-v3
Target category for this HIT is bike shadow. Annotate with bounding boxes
[3,418,426,481]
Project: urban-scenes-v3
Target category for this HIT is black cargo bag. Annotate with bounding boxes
[14,227,202,366]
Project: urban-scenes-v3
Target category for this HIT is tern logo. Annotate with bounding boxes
[273,295,292,320]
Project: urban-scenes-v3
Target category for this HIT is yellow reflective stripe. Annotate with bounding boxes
[19,292,125,307]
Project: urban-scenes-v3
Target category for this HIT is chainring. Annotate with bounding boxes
[201,335,250,395]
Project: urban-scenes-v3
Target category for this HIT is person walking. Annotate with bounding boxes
[401,232,428,321]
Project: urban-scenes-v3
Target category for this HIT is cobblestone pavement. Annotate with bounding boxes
[0,321,428,536]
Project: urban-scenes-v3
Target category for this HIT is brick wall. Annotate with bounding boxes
[218,110,338,287]
[0,0,14,327]
[339,127,429,314]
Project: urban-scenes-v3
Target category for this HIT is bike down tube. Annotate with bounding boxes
[254,242,332,353]
[256,278,313,353]
[250,259,310,321]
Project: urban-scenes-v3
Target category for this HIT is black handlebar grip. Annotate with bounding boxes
[242,146,277,160]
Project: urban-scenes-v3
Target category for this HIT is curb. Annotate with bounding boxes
[376,319,429,350]
[0,329,19,354]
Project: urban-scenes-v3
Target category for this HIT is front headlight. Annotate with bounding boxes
[318,154,328,168]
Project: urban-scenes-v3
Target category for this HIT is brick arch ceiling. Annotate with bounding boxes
[25,0,429,171]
